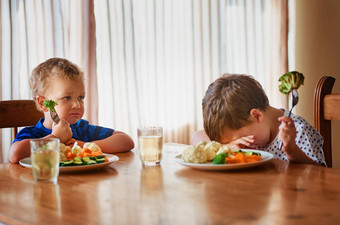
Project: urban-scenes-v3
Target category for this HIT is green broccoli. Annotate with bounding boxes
[43,99,58,112]
[278,71,305,95]
[212,152,228,164]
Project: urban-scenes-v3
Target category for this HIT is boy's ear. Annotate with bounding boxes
[35,95,48,112]
[249,108,263,123]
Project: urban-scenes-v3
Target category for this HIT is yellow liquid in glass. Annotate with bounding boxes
[138,136,163,165]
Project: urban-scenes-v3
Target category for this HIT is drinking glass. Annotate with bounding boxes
[137,126,163,166]
[30,138,60,184]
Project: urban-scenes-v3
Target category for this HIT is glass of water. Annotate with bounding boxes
[137,126,163,166]
[30,138,60,184]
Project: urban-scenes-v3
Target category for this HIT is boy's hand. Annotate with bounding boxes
[64,138,76,147]
[51,119,72,143]
[278,116,298,156]
[225,135,255,149]
[64,138,85,148]
[278,116,321,165]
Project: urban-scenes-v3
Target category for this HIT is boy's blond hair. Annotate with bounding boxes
[29,58,84,98]
[202,74,269,142]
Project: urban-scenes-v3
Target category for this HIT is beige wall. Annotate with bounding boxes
[294,0,340,168]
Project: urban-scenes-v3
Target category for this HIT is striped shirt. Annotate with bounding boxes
[13,119,114,143]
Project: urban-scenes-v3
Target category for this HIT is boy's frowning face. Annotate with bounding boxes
[44,77,85,124]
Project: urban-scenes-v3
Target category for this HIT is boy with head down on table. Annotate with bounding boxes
[9,58,134,163]
[192,74,326,166]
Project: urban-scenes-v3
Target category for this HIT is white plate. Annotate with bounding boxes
[19,154,119,172]
[175,149,273,171]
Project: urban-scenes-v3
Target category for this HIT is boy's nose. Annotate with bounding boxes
[72,100,81,108]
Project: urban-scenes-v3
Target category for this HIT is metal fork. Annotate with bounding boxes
[279,89,299,149]
[50,111,60,123]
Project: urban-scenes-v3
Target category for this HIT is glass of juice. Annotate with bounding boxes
[137,126,163,166]
[30,138,60,184]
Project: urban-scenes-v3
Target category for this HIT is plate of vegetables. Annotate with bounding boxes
[174,141,273,170]
[19,142,119,172]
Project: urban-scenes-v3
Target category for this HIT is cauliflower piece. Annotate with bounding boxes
[59,143,70,163]
[204,141,222,152]
[83,142,102,153]
[196,141,207,148]
[204,141,222,161]
[71,141,82,155]
[216,145,231,155]
[182,144,208,164]
[182,146,195,162]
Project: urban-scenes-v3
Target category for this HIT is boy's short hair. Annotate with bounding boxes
[29,57,84,98]
[202,74,269,141]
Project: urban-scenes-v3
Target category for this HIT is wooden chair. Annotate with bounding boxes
[313,76,340,167]
[0,100,43,139]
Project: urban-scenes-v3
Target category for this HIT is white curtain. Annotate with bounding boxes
[94,0,288,145]
[1,0,288,162]
[0,0,96,162]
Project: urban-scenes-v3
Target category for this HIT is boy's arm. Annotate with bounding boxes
[282,142,320,165]
[224,135,255,149]
[51,119,73,143]
[90,131,134,154]
[191,130,211,145]
[9,134,57,163]
[191,130,255,149]
[9,119,72,164]
[9,139,31,164]
[278,116,320,166]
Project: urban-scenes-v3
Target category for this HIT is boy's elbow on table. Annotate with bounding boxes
[9,140,31,164]
[98,131,135,153]
[9,153,20,164]
[116,132,135,152]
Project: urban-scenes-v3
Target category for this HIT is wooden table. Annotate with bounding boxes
[1,143,340,225]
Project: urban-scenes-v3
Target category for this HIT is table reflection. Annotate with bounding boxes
[140,165,164,195]
[34,183,61,217]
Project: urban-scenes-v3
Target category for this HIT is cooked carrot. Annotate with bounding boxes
[245,155,262,163]
[82,148,92,154]
[64,148,72,157]
[70,144,105,161]
[67,152,77,160]
[226,153,245,164]
[225,152,261,164]
[83,152,93,157]
[77,148,92,157]
[92,151,102,156]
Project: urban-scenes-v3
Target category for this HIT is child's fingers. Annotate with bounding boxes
[229,136,255,148]
[59,119,70,126]
[52,119,67,128]
[64,138,75,146]
[237,137,254,146]
[279,120,295,132]
[279,119,297,147]
[278,116,294,123]
[239,135,255,142]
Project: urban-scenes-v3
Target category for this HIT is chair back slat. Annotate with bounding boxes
[324,94,340,121]
[313,76,336,167]
[0,100,43,138]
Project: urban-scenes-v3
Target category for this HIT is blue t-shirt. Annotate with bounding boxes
[13,119,114,143]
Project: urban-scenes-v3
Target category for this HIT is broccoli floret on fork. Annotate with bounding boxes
[278,71,305,95]
[43,99,58,112]
[43,99,60,123]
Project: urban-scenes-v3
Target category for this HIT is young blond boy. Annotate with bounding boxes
[193,74,326,166]
[9,58,134,163]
